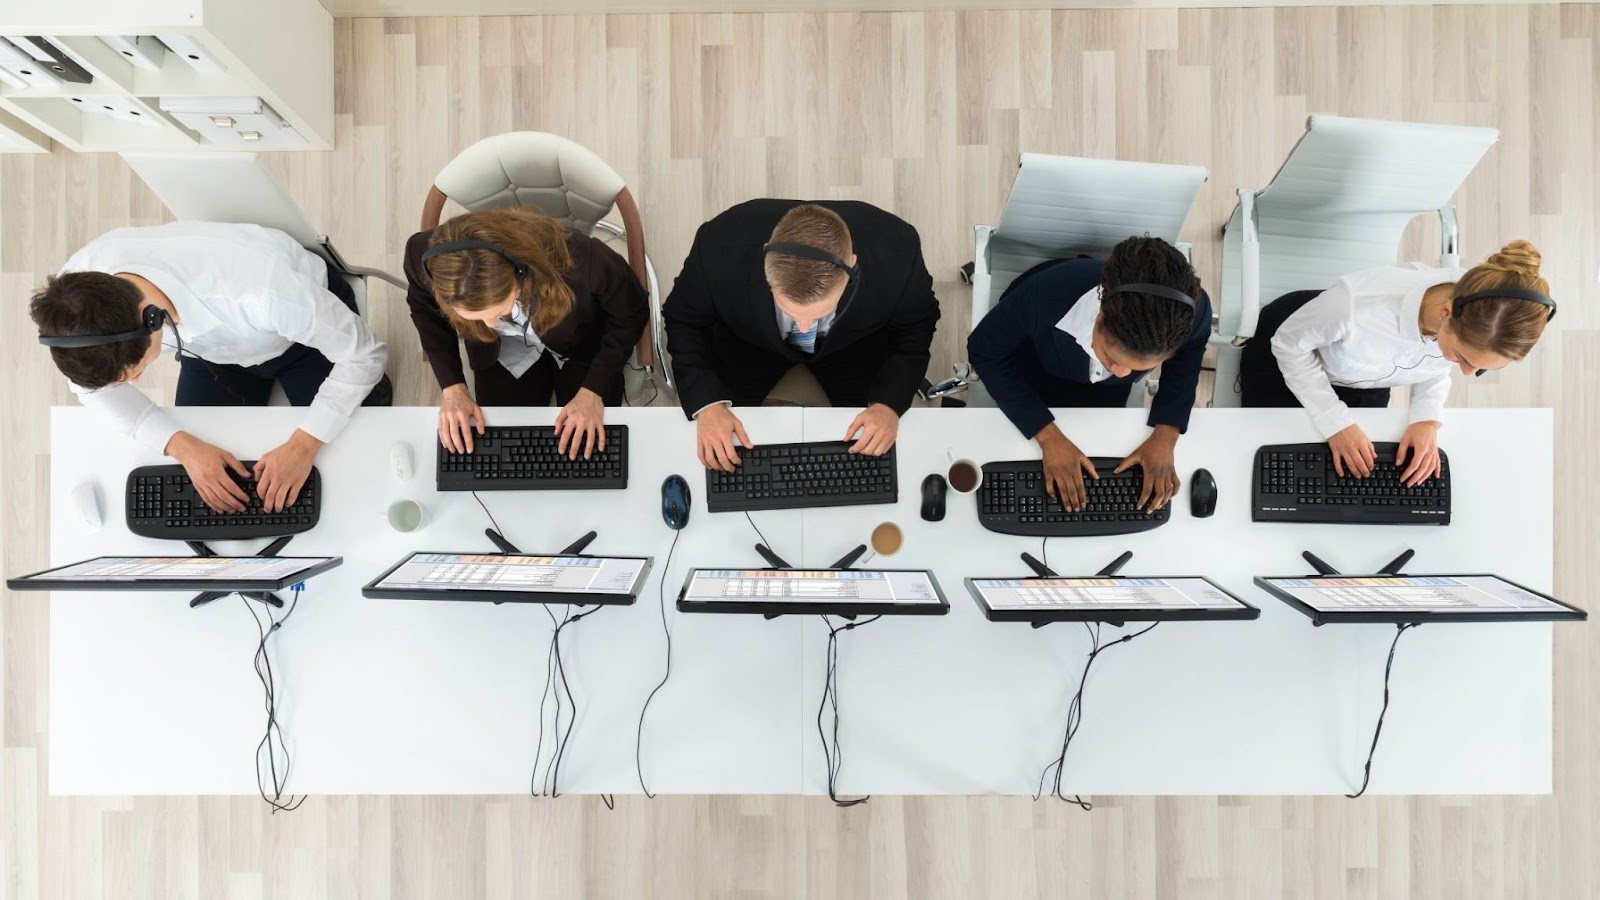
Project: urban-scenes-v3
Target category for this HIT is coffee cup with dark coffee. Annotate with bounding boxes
[946,449,982,495]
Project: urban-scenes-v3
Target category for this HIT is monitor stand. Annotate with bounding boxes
[481,528,600,604]
[1015,549,1135,628]
[751,542,869,620]
[184,535,295,609]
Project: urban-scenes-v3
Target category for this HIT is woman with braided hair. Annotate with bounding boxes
[967,235,1213,514]
[1239,240,1556,486]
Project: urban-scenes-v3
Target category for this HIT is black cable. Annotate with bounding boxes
[1346,623,1417,799]
[241,584,305,813]
[542,605,604,798]
[472,491,506,539]
[817,614,882,807]
[635,528,683,798]
[530,603,561,796]
[744,511,773,554]
[1041,537,1049,572]
[1034,620,1160,810]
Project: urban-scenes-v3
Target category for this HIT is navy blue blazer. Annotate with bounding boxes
[966,257,1212,439]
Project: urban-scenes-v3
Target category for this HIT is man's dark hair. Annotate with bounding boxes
[29,272,151,389]
[1098,236,1201,359]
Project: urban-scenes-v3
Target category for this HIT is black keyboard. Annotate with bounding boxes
[1252,443,1451,525]
[977,459,1170,537]
[125,464,321,540]
[705,441,897,512]
[436,425,628,491]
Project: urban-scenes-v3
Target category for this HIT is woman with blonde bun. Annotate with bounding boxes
[1239,240,1557,486]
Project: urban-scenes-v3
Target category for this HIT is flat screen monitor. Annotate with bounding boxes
[966,575,1260,623]
[1253,574,1586,625]
[6,555,341,592]
[677,568,949,617]
[363,552,652,605]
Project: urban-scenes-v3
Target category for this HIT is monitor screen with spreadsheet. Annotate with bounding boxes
[965,575,1259,623]
[6,556,341,592]
[363,552,651,605]
[1253,574,1586,625]
[677,568,949,617]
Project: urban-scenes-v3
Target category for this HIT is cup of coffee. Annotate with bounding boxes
[383,499,426,533]
[947,450,982,495]
[860,521,904,564]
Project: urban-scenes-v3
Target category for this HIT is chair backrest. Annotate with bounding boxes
[975,153,1209,325]
[1217,115,1500,341]
[422,132,626,234]
[121,151,326,249]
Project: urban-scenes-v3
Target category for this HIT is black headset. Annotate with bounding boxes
[38,305,168,349]
[421,239,531,281]
[1451,286,1557,376]
[763,242,860,281]
[1452,286,1557,321]
[1102,282,1197,311]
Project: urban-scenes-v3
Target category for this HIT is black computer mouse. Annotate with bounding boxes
[921,473,948,522]
[1190,468,1217,518]
[662,474,691,530]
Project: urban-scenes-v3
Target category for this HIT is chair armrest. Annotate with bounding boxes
[1438,203,1460,268]
[1233,189,1261,345]
[970,224,995,330]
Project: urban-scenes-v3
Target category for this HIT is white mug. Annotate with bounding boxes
[381,499,426,533]
[946,448,983,495]
[858,521,904,565]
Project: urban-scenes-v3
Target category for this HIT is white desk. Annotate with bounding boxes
[43,406,1556,796]
[797,408,1555,796]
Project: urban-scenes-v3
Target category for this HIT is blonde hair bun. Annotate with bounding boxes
[1482,240,1542,279]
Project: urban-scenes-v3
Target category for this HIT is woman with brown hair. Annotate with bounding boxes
[1239,240,1557,485]
[403,207,648,458]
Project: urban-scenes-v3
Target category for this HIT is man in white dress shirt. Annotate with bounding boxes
[30,221,390,514]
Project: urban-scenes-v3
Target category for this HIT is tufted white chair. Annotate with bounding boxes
[420,132,666,389]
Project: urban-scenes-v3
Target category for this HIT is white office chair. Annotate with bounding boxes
[1210,115,1500,406]
[950,152,1208,408]
[419,132,666,398]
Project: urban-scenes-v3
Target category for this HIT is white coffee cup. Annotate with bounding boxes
[946,448,982,495]
[859,521,904,565]
[382,499,426,533]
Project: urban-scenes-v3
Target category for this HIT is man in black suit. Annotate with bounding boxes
[664,200,940,470]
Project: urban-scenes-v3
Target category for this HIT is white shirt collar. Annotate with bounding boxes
[111,263,222,339]
[1053,288,1111,382]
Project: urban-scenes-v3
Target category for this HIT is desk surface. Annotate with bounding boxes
[46,406,1556,796]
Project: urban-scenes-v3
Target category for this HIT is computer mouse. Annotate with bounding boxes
[921,473,948,522]
[391,442,414,481]
[662,474,691,530]
[70,481,103,533]
[1190,468,1217,518]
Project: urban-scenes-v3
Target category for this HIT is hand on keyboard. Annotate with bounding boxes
[697,404,753,472]
[555,388,607,459]
[253,430,321,512]
[1115,426,1181,513]
[1397,421,1443,486]
[166,431,251,513]
[1035,424,1097,511]
[438,384,487,454]
[1328,424,1377,478]
[843,403,898,456]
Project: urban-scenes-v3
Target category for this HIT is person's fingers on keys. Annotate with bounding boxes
[844,412,866,450]
[585,422,599,460]
[555,409,571,456]
[733,419,753,452]
[274,480,293,514]
[850,425,874,454]
[719,435,740,471]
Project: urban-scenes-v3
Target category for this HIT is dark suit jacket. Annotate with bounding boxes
[403,227,648,400]
[662,199,940,417]
[966,257,1213,439]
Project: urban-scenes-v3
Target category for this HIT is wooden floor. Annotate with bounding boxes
[3,5,1598,898]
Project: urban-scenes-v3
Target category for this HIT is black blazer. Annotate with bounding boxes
[403,227,648,400]
[662,199,940,417]
[966,257,1213,439]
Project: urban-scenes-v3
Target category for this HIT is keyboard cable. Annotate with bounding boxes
[1346,623,1418,799]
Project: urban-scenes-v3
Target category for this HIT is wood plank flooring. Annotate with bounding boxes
[2,6,1598,898]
